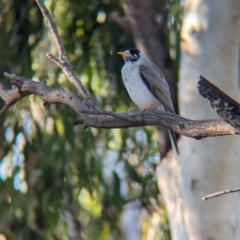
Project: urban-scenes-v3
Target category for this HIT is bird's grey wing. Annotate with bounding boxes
[140,64,179,155]
[139,64,174,112]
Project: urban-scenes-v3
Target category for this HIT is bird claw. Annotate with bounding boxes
[139,104,158,113]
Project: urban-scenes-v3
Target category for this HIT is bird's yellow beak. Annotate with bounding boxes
[117,51,129,57]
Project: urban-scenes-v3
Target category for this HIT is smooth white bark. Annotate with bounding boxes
[159,0,240,239]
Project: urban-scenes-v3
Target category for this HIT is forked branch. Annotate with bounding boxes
[1,0,240,142]
[35,0,97,106]
[1,72,240,139]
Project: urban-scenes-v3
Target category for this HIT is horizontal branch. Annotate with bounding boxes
[1,73,239,139]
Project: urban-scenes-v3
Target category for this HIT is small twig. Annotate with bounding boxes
[202,187,240,201]
[34,0,68,63]
[46,53,63,68]
[34,0,98,108]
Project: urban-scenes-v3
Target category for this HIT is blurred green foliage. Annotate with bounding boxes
[0,0,182,239]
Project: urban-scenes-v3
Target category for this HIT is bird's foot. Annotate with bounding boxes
[139,104,158,113]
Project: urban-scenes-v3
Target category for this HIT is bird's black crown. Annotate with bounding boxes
[129,48,140,56]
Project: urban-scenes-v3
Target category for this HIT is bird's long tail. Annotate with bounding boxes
[167,129,179,155]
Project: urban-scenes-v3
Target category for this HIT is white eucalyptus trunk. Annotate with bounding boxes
[158,0,240,239]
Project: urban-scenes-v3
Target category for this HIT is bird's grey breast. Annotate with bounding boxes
[121,62,161,108]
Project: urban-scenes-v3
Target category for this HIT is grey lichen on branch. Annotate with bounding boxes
[198,75,240,130]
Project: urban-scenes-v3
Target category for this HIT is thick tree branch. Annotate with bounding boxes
[198,75,240,130]
[1,73,239,139]
[3,73,88,114]
[0,81,26,115]
[1,1,240,143]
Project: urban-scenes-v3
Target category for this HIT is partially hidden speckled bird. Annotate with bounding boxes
[118,48,179,155]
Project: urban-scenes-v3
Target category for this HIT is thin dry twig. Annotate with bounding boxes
[35,0,67,62]
[34,0,98,106]
[202,187,240,200]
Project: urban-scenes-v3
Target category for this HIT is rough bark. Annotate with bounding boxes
[159,1,240,239]
[198,76,240,130]
[2,73,240,139]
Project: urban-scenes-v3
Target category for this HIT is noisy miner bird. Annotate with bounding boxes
[118,48,179,155]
